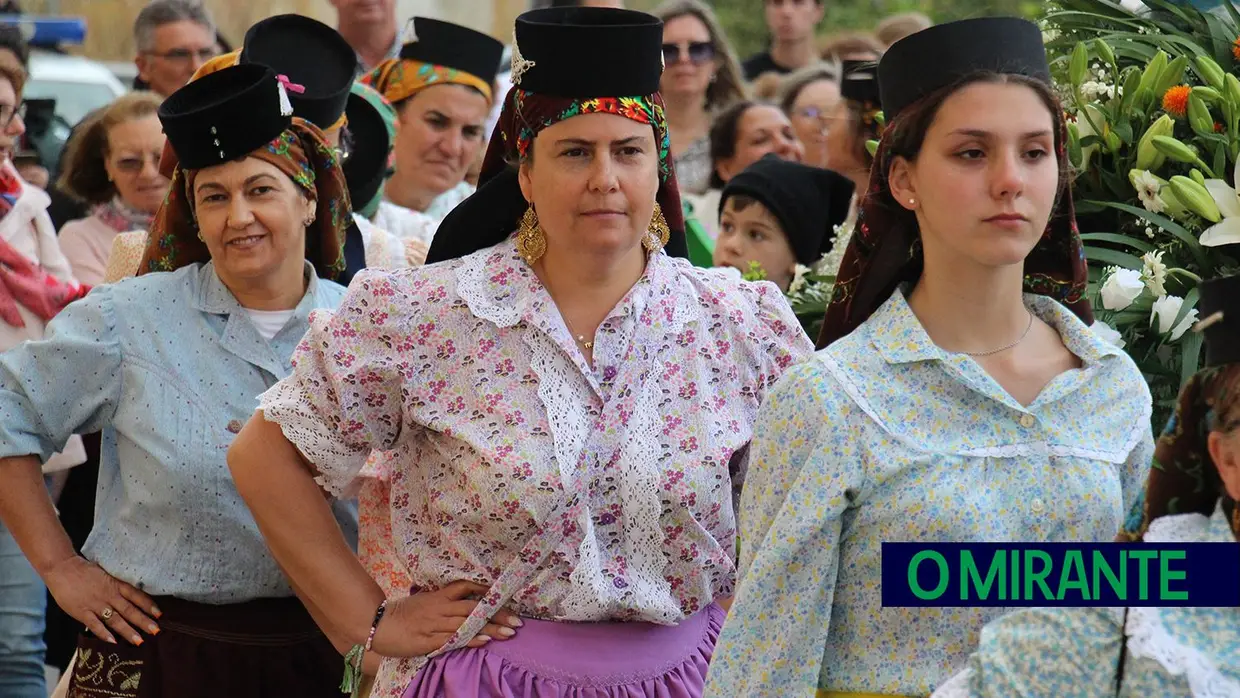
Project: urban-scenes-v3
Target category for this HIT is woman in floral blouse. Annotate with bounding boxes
[705,18,1154,698]
[227,7,811,698]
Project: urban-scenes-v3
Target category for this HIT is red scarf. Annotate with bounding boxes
[0,162,90,327]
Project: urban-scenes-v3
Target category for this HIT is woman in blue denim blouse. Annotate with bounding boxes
[0,64,357,698]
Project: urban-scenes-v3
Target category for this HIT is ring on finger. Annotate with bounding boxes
[100,607,114,621]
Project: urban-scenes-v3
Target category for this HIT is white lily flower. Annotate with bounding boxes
[1150,294,1198,340]
[1100,268,1144,310]
[1200,158,1240,246]
[1141,250,1168,297]
[1089,320,1125,348]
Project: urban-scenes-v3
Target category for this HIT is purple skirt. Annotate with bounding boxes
[402,603,724,698]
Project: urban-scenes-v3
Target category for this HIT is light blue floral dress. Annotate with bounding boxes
[703,288,1155,697]
[932,505,1240,698]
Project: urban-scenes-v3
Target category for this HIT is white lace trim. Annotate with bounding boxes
[930,667,973,698]
[1126,606,1240,698]
[257,377,366,499]
[454,242,522,329]
[1144,512,1211,544]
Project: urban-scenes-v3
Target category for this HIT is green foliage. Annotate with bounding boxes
[1045,0,1240,426]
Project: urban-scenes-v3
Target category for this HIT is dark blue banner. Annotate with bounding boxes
[881,543,1240,607]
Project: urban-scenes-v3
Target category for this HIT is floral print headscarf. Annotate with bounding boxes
[140,118,352,281]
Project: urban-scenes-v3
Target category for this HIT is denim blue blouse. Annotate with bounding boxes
[0,261,356,604]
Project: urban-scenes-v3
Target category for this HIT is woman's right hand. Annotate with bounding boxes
[43,556,161,646]
[370,580,523,658]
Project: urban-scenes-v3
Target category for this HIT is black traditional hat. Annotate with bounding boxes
[400,17,503,87]
[158,63,290,171]
[1198,274,1240,367]
[240,14,356,129]
[878,17,1049,124]
[720,154,855,266]
[840,59,880,106]
[343,86,392,214]
[508,6,664,97]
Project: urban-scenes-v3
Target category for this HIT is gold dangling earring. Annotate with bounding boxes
[643,202,670,253]
[516,205,546,264]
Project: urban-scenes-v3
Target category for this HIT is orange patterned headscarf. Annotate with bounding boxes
[361,58,494,106]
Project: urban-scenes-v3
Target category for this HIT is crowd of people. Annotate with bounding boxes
[0,0,1232,697]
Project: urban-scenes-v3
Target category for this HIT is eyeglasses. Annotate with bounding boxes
[0,102,26,129]
[146,47,218,64]
[661,41,715,65]
[793,106,830,121]
[111,151,162,174]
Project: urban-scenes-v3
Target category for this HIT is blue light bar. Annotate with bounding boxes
[0,16,87,46]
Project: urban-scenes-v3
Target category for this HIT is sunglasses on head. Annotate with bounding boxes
[661,41,715,65]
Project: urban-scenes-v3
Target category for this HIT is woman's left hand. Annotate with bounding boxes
[44,555,161,645]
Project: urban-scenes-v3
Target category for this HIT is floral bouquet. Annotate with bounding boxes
[1044,0,1240,424]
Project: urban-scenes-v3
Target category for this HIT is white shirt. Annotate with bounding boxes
[243,308,296,340]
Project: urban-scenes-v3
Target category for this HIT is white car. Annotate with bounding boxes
[21,50,127,171]
[26,49,127,126]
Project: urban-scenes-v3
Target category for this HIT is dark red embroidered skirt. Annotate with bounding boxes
[66,595,342,698]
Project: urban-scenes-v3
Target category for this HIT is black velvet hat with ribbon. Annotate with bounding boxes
[1199,274,1240,367]
[240,14,356,130]
[158,62,291,170]
[720,154,855,266]
[878,16,1050,124]
[400,16,504,88]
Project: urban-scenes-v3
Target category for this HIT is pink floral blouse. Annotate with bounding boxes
[259,239,811,696]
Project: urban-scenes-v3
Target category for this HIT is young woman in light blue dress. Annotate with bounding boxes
[704,18,1155,698]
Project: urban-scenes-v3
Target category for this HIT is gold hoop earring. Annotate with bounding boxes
[643,202,670,253]
[516,205,546,264]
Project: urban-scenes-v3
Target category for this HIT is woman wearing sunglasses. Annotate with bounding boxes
[56,93,168,286]
[653,0,746,196]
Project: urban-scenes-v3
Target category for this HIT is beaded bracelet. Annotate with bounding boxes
[341,598,388,697]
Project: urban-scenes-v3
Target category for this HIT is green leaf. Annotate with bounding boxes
[1113,118,1134,144]
[1179,329,1204,386]
[1215,141,1228,182]
[1224,0,1240,37]
[1086,200,1210,270]
[1171,286,1200,334]
[1079,232,1157,252]
[1084,246,1144,269]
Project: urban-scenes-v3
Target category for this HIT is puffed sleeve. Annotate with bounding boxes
[724,278,814,502]
[738,278,815,395]
[0,285,123,461]
[704,357,865,697]
[930,607,1125,698]
[258,269,411,497]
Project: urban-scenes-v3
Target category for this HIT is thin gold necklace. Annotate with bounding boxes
[962,311,1035,357]
[561,314,594,351]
